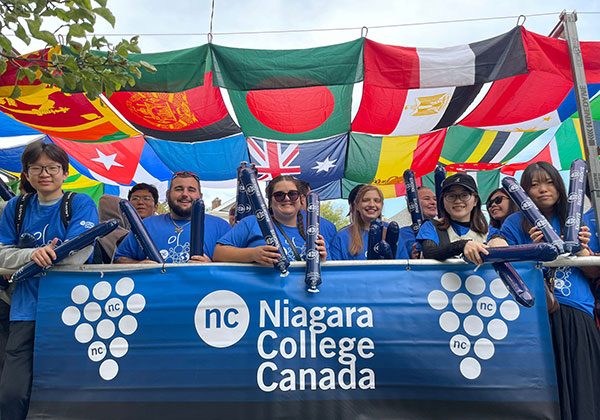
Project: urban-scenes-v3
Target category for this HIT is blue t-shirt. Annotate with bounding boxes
[217,211,334,262]
[583,209,599,253]
[330,223,410,260]
[416,220,472,245]
[399,225,422,257]
[0,193,99,321]
[115,213,230,263]
[486,226,502,241]
[499,212,594,316]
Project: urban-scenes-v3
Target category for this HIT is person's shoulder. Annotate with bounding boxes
[143,214,169,226]
[206,214,230,227]
[335,225,352,236]
[502,212,523,228]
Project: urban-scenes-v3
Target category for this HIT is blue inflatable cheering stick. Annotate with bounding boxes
[480,243,559,264]
[190,199,205,257]
[386,221,400,258]
[235,162,253,223]
[239,166,290,276]
[492,262,535,307]
[305,192,322,293]
[119,200,165,263]
[434,164,446,217]
[10,220,119,283]
[367,220,384,260]
[502,177,565,254]
[0,177,15,201]
[564,159,588,254]
[403,170,424,234]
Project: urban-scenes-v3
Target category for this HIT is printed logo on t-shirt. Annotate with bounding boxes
[161,232,190,263]
[553,267,572,297]
[33,224,63,246]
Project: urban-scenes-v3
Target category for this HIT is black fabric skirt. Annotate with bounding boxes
[550,304,600,420]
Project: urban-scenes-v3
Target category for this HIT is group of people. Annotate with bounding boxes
[0,140,598,419]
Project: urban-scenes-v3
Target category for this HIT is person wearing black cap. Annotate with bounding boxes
[416,173,489,264]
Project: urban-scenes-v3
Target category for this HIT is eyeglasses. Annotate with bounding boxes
[486,195,507,208]
[444,192,472,202]
[171,171,200,182]
[27,165,62,176]
[272,190,300,203]
[130,196,155,203]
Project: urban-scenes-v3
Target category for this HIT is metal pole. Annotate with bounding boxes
[553,11,600,240]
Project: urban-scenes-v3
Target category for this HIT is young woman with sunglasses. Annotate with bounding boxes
[330,185,409,260]
[485,187,519,239]
[416,173,489,264]
[0,141,98,419]
[487,162,599,419]
[214,175,329,264]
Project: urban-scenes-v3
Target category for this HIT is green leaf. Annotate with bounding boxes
[22,67,37,83]
[95,0,108,7]
[93,7,115,27]
[83,79,102,100]
[9,86,21,99]
[26,17,42,35]
[139,60,157,73]
[35,30,58,46]
[15,23,31,46]
[0,35,12,53]
[68,24,86,38]
[0,60,7,76]
[69,40,83,52]
[63,73,78,90]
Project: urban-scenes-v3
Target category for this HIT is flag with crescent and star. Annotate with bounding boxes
[246,134,347,189]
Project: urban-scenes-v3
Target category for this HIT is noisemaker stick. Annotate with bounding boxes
[305,192,322,293]
[502,177,565,254]
[367,220,384,260]
[492,262,535,308]
[239,167,290,276]
[434,164,446,217]
[386,221,400,258]
[235,162,254,223]
[10,220,119,283]
[119,200,165,263]
[564,159,588,254]
[190,199,205,257]
[373,240,393,259]
[479,243,559,264]
[0,178,15,201]
[403,170,423,234]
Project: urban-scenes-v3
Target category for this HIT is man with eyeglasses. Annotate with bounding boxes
[128,183,159,219]
[399,186,439,259]
[115,171,230,264]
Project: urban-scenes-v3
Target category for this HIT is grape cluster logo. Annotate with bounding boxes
[427,272,521,380]
[61,277,146,381]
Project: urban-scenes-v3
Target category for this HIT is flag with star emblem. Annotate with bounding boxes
[246,134,347,189]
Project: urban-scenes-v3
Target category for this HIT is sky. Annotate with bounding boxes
[10,0,600,217]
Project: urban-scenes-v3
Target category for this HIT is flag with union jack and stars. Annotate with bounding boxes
[246,134,347,196]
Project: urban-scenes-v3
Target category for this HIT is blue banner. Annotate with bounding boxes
[30,263,559,419]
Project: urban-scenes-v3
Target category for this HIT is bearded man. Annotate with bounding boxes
[115,171,230,264]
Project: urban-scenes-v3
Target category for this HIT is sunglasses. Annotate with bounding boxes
[272,190,300,203]
[171,171,200,182]
[486,195,507,208]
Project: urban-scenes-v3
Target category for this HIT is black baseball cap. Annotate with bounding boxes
[440,173,478,195]
[347,184,365,207]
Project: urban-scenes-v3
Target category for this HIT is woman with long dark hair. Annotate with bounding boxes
[489,161,600,420]
[214,175,328,264]
[416,173,489,264]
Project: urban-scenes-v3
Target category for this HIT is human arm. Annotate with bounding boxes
[212,243,281,266]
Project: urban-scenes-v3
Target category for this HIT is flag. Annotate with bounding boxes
[210,39,363,90]
[107,72,240,142]
[147,134,248,181]
[344,129,446,186]
[229,85,352,141]
[362,27,526,90]
[352,84,481,136]
[51,136,146,185]
[246,134,347,189]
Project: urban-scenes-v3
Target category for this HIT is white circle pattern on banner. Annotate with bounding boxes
[441,272,461,292]
[439,311,460,333]
[83,302,102,322]
[427,290,448,310]
[71,285,90,305]
[92,281,112,301]
[127,294,146,314]
[99,359,119,381]
[119,315,138,335]
[460,357,481,380]
[115,277,135,296]
[429,271,522,381]
[195,290,250,348]
[74,323,94,344]
[465,276,486,295]
[61,306,81,326]
[64,276,145,381]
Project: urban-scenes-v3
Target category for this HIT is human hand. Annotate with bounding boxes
[315,234,327,261]
[31,238,58,268]
[463,240,488,265]
[252,245,282,266]
[528,227,544,243]
[189,255,212,263]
